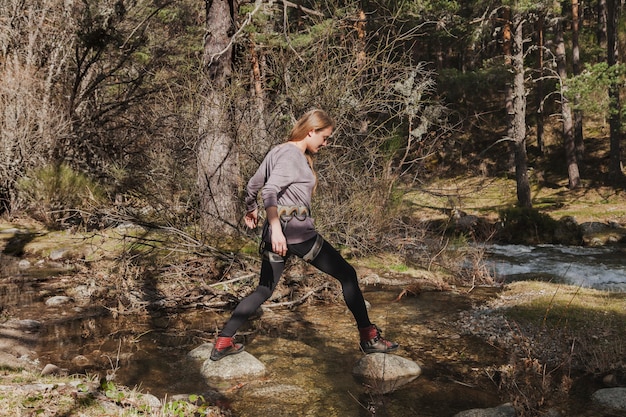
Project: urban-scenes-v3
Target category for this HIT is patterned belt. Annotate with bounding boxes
[277,205,310,218]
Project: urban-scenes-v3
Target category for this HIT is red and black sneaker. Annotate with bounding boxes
[210,336,245,361]
[359,324,399,354]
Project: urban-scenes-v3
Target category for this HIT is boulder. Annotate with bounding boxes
[41,363,62,376]
[352,353,421,394]
[45,296,73,306]
[580,222,626,246]
[188,343,215,361]
[554,216,582,245]
[592,387,626,412]
[200,344,266,382]
[49,248,69,261]
[1,319,41,331]
[18,259,31,269]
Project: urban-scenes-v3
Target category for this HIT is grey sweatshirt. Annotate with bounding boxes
[245,143,317,244]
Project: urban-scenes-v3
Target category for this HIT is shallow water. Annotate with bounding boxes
[2,262,506,416]
[215,289,506,417]
[1,253,620,416]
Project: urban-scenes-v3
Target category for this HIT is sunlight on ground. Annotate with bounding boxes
[404,176,626,224]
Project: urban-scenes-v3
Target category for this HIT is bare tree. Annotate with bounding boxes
[503,7,516,173]
[214,1,446,250]
[535,14,545,154]
[197,0,241,234]
[597,0,608,49]
[606,0,623,181]
[556,17,581,189]
[502,8,531,207]
[510,13,531,208]
[571,0,584,160]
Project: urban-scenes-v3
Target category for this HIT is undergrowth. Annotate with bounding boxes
[482,282,626,416]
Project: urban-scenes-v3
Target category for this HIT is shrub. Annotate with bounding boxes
[16,164,106,228]
[497,207,559,244]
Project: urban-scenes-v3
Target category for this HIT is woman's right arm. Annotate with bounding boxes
[245,167,265,212]
[244,209,258,229]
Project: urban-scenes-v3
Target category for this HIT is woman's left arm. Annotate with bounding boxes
[266,206,287,256]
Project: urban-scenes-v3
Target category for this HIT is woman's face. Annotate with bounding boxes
[305,127,333,153]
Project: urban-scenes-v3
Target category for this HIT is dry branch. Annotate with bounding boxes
[262,283,331,309]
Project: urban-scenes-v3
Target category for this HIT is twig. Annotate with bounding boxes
[263,283,330,309]
[208,0,263,67]
[208,273,256,288]
[121,2,173,49]
[277,0,325,17]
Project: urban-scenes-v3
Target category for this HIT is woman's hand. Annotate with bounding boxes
[266,206,287,256]
[244,209,258,229]
[270,225,287,256]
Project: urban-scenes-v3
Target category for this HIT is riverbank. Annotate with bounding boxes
[0,215,625,416]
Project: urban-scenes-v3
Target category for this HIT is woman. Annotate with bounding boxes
[210,109,398,361]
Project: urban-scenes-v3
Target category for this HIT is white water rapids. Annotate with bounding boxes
[481,244,626,291]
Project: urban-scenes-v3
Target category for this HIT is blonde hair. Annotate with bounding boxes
[287,109,335,192]
[288,109,335,144]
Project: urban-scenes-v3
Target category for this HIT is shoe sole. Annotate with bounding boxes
[361,345,399,354]
[210,345,245,361]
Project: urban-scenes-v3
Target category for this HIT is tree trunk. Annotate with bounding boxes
[535,15,545,154]
[597,0,608,49]
[503,8,516,173]
[572,0,584,161]
[511,14,532,208]
[238,36,269,159]
[354,8,370,138]
[197,0,240,234]
[556,19,581,189]
[606,0,623,181]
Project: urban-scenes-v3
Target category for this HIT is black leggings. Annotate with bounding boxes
[219,235,372,337]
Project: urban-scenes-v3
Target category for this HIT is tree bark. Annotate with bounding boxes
[572,0,584,161]
[239,36,268,158]
[511,14,531,207]
[597,0,608,49]
[606,0,623,181]
[197,0,240,234]
[556,18,581,189]
[503,8,516,173]
[354,8,369,136]
[535,15,545,154]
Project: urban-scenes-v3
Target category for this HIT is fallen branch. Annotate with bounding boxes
[208,273,256,288]
[262,283,330,309]
[359,273,412,287]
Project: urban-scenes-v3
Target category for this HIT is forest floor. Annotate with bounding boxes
[406,173,626,226]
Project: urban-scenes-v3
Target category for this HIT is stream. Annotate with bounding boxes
[1,245,624,416]
[481,244,626,291]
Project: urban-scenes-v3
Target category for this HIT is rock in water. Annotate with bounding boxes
[352,353,421,394]
[200,345,266,382]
